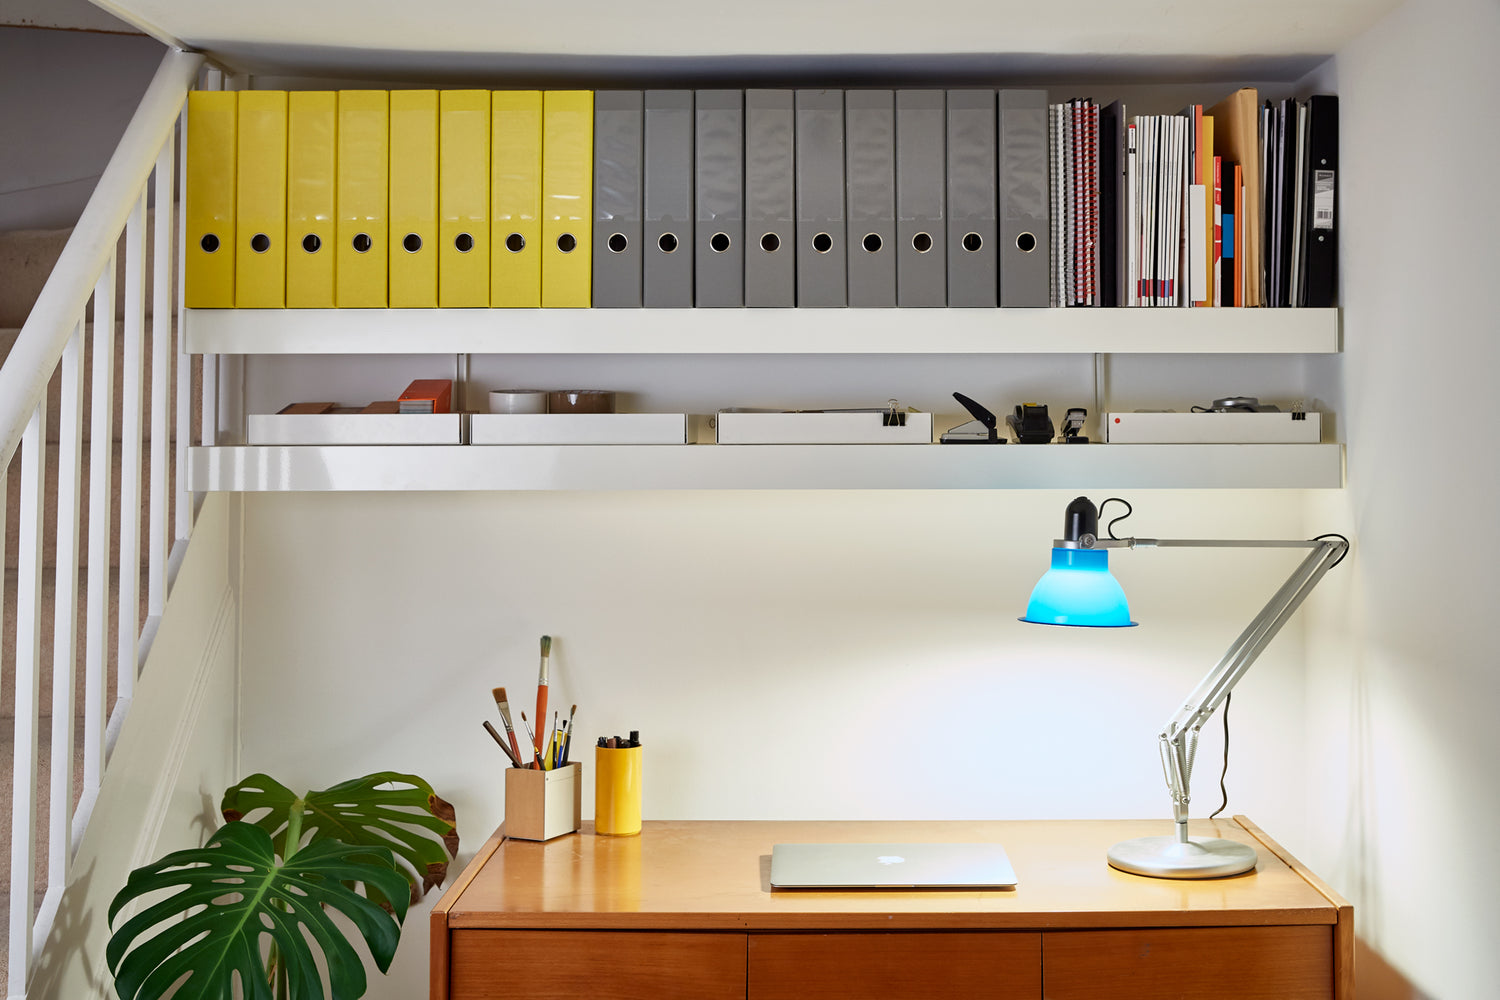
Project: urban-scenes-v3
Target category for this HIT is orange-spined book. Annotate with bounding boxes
[397,379,453,414]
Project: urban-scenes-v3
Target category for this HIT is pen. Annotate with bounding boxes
[482,721,521,768]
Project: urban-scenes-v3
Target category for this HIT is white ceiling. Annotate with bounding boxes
[86,0,1401,82]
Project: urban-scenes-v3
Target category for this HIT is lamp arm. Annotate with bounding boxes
[1133,538,1348,843]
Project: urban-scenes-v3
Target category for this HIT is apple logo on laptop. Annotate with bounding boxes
[876,855,905,866]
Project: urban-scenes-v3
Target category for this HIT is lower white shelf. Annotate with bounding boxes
[187,443,1342,491]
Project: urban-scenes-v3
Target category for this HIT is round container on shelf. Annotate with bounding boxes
[488,390,549,414]
[549,390,616,414]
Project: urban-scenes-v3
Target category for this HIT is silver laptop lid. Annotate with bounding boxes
[769,842,1017,889]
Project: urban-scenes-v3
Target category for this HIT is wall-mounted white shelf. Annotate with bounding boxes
[184,307,1340,356]
[187,443,1342,492]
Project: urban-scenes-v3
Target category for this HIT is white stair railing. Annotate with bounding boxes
[0,47,205,999]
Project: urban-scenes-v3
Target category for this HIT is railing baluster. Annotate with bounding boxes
[78,252,117,837]
[40,320,85,947]
[175,103,193,544]
[0,458,6,991]
[114,189,147,733]
[8,402,48,998]
[148,141,174,620]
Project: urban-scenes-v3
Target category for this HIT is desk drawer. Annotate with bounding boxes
[748,932,1042,999]
[450,930,747,1000]
[1042,926,1333,999]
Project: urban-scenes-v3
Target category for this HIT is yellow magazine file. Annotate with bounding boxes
[184,91,236,308]
[286,91,336,308]
[440,90,491,307]
[336,90,389,308]
[492,91,542,307]
[235,91,288,307]
[541,91,593,307]
[389,90,439,308]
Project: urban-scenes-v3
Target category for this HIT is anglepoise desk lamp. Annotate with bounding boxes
[1022,496,1348,879]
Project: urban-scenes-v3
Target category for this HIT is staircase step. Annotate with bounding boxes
[0,217,169,328]
[2,565,138,723]
[0,320,202,447]
[5,437,181,572]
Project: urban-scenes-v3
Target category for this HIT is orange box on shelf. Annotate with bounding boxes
[397,379,453,414]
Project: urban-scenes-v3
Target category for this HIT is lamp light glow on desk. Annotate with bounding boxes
[1023,496,1348,879]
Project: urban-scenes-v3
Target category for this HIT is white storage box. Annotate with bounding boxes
[246,413,462,445]
[716,410,933,444]
[470,413,689,445]
[1106,411,1322,444]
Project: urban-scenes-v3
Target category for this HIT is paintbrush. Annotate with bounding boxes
[562,704,577,764]
[482,721,521,768]
[534,636,552,758]
[520,711,545,769]
[491,687,524,768]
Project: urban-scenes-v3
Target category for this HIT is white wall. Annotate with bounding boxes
[1301,0,1500,998]
[0,27,165,231]
[239,488,1324,998]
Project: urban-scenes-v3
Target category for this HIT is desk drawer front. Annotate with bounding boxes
[450,930,747,1000]
[1042,926,1333,1000]
[749,932,1042,999]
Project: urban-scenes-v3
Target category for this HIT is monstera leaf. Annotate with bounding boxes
[107,820,409,1000]
[222,771,459,906]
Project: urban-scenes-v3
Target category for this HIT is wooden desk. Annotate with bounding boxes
[430,816,1351,1000]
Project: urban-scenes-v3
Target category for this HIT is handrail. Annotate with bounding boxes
[0,46,203,470]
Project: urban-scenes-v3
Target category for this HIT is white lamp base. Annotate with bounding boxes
[1107,835,1258,879]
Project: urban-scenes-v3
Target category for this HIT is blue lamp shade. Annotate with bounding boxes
[1022,548,1136,627]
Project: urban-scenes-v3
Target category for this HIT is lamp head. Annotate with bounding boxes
[1022,497,1136,627]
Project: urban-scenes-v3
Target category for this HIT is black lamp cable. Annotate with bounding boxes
[1097,497,1133,539]
[1208,692,1232,820]
[1207,532,1347,822]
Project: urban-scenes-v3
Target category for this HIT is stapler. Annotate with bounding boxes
[1060,407,1089,443]
[940,392,1005,444]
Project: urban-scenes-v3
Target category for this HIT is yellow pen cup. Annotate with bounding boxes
[593,745,643,837]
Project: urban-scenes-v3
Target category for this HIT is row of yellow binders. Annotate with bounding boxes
[186,89,593,309]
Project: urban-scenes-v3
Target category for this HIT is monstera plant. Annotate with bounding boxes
[107,771,458,1000]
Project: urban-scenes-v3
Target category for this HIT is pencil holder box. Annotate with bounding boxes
[594,745,643,837]
[504,762,581,841]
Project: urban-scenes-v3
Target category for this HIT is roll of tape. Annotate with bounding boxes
[489,390,549,414]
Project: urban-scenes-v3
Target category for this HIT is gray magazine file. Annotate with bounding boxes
[593,91,643,308]
[644,90,694,307]
[946,89,998,307]
[745,89,796,306]
[795,89,847,308]
[999,90,1051,307]
[845,90,896,308]
[694,90,744,307]
[896,90,946,307]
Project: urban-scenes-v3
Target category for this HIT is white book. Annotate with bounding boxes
[470,413,689,445]
[246,413,462,446]
[1106,410,1321,444]
[716,410,933,444]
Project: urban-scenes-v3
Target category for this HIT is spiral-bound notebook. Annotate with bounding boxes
[769,842,1017,889]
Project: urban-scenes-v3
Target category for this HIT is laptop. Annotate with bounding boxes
[769,842,1017,889]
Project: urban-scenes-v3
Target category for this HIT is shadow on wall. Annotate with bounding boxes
[1358,938,1434,1000]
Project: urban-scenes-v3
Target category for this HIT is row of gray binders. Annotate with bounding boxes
[593,89,1049,308]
